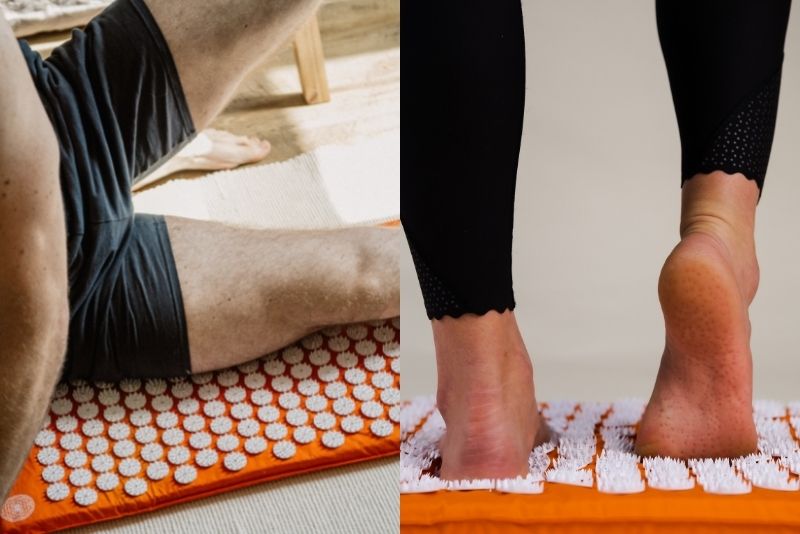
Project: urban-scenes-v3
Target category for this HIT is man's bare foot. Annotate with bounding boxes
[173,129,271,172]
[636,172,760,459]
[133,129,271,191]
[434,310,550,480]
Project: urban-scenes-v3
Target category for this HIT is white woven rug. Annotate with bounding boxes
[133,131,400,229]
[1,0,107,37]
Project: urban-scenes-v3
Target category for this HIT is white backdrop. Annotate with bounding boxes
[402,0,800,401]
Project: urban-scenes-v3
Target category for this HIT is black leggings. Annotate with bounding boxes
[402,0,791,320]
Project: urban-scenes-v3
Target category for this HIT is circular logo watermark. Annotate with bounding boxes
[1,494,35,523]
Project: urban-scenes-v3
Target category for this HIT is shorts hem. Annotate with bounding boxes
[128,0,196,135]
[152,215,193,377]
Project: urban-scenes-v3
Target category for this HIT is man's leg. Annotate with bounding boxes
[143,0,321,131]
[132,129,271,191]
[166,217,399,374]
[135,0,398,372]
[402,0,548,480]
[36,0,396,383]
[636,0,791,458]
[0,17,69,500]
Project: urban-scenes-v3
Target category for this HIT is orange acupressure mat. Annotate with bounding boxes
[1,319,399,533]
[400,396,800,534]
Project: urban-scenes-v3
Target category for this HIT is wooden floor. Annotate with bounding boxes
[28,0,400,188]
[216,0,399,163]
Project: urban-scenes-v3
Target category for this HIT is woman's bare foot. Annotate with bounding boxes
[133,129,271,191]
[434,310,550,480]
[636,172,760,459]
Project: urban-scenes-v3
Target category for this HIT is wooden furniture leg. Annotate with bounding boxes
[293,12,331,105]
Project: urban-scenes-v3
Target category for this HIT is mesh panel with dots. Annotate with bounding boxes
[696,72,781,187]
[408,242,463,320]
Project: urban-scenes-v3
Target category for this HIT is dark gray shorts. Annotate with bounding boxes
[19,0,195,381]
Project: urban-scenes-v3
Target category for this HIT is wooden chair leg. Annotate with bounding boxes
[293,13,331,105]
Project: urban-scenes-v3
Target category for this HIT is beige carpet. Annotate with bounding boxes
[69,458,398,534]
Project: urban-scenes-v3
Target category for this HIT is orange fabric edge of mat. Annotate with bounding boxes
[8,436,398,533]
[400,483,800,534]
[3,317,401,533]
[51,449,399,534]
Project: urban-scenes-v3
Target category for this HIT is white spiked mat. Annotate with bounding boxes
[401,396,800,495]
[2,320,400,533]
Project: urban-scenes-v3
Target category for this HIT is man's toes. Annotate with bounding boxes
[223,140,270,165]
[215,129,268,153]
[247,139,271,159]
[238,135,264,147]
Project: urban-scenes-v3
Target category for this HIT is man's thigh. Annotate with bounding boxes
[166,217,400,375]
[142,0,320,128]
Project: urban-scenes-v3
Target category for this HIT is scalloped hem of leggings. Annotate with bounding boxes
[427,305,516,321]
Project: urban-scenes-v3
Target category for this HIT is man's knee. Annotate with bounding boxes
[2,260,68,406]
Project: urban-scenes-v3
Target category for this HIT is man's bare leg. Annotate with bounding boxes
[166,217,399,373]
[0,17,69,501]
[143,0,321,131]
[138,0,400,371]
[636,172,759,459]
[434,311,550,480]
[132,129,271,192]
